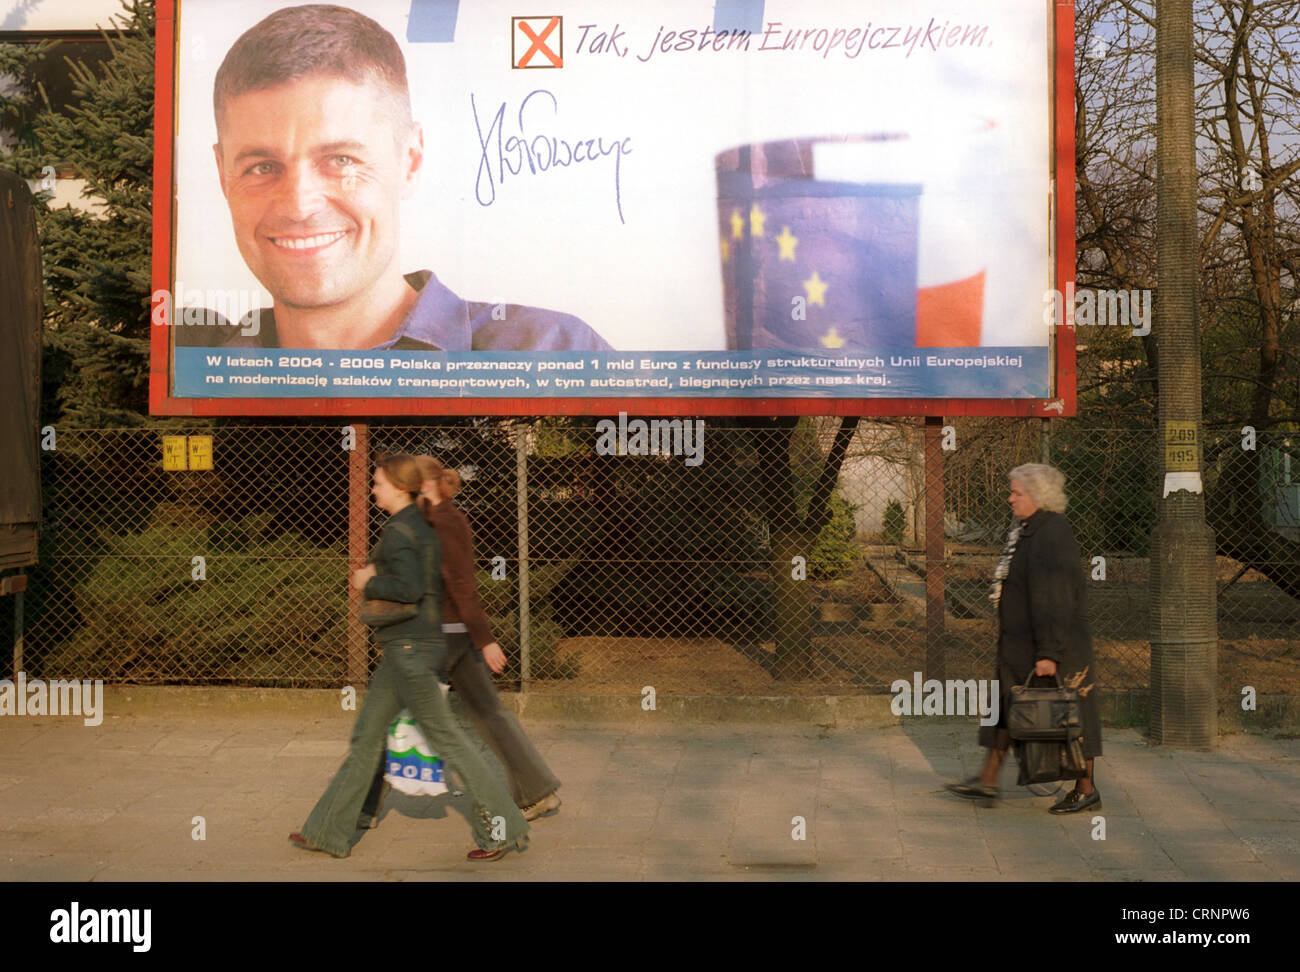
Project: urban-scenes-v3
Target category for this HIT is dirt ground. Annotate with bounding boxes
[524,552,1297,696]
[536,635,863,696]
[1098,636,1300,695]
[533,615,1294,696]
[529,630,1298,697]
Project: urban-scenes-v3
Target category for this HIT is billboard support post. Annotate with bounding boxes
[347,423,371,686]
[516,423,531,693]
[924,416,945,682]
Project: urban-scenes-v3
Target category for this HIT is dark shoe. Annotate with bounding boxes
[467,835,528,862]
[945,776,998,802]
[289,832,348,859]
[1049,787,1101,815]
[521,792,561,821]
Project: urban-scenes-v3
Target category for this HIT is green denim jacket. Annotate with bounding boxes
[364,503,443,642]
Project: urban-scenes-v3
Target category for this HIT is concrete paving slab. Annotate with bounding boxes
[1,701,1297,881]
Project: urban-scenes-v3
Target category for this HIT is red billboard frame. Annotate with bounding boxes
[149,0,1076,418]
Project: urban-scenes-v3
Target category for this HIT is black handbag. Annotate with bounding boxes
[1007,673,1083,742]
[1008,673,1088,785]
[359,522,434,628]
[1014,739,1088,786]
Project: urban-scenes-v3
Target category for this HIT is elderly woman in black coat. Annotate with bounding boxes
[946,463,1102,813]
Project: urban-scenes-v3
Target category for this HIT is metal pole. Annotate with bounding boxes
[924,416,945,681]
[1040,418,1051,464]
[515,422,532,691]
[347,423,370,685]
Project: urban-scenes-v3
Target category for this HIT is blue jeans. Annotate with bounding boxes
[300,638,529,857]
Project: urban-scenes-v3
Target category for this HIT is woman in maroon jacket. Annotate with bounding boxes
[359,455,561,826]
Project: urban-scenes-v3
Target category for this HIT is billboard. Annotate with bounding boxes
[150,0,1075,416]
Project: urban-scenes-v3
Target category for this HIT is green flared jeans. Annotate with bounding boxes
[300,638,528,857]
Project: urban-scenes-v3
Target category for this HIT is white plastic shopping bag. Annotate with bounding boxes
[383,710,447,796]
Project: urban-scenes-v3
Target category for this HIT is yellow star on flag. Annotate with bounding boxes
[820,326,846,349]
[803,270,828,307]
[730,208,745,240]
[775,225,798,261]
[750,203,766,238]
[720,239,730,263]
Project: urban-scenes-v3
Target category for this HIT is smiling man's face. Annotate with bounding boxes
[214,74,421,312]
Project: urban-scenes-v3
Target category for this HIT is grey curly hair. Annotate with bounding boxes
[1008,463,1067,513]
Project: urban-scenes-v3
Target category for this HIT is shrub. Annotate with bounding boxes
[807,490,862,579]
[40,517,344,682]
[882,498,906,545]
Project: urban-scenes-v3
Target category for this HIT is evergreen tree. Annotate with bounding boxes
[1,0,154,426]
[0,39,49,151]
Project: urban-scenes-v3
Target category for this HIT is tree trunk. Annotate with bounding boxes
[770,527,814,678]
[748,416,860,679]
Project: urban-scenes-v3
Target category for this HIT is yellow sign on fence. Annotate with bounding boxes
[163,434,214,471]
[188,435,213,471]
[162,435,188,471]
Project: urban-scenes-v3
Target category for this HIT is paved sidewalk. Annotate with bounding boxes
[2,699,1298,881]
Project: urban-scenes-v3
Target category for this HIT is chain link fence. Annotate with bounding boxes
[2,419,1297,699]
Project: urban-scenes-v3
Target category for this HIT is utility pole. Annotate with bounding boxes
[1150,0,1218,747]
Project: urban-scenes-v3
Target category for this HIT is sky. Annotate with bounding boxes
[0,0,126,32]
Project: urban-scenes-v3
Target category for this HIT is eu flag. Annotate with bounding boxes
[717,138,921,352]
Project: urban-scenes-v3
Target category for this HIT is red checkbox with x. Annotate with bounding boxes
[512,16,563,69]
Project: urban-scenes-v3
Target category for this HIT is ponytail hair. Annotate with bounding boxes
[413,454,461,500]
[441,466,463,498]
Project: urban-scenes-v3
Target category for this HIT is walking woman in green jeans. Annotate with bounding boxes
[356,454,561,829]
[290,454,528,861]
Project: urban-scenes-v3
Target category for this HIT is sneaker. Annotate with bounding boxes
[521,791,561,821]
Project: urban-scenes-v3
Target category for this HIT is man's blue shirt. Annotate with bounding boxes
[178,270,612,351]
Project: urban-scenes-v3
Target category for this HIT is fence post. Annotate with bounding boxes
[11,585,22,678]
[924,416,945,682]
[516,422,532,692]
[347,423,370,685]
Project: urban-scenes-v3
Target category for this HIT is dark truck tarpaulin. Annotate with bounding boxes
[0,169,42,571]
